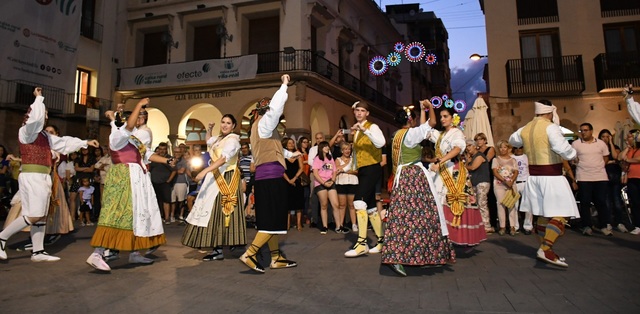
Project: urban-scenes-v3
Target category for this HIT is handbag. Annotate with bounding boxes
[299,172,310,186]
[500,189,521,209]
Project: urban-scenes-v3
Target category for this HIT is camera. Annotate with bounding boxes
[341,129,351,134]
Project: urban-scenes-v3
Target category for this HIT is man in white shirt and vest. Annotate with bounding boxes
[509,99,578,268]
[345,101,386,258]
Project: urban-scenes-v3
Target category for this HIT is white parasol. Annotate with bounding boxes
[463,96,494,147]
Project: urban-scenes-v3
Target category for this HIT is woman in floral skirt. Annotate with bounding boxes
[427,107,486,250]
[381,100,455,277]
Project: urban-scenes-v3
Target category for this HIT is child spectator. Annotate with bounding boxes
[78,178,95,226]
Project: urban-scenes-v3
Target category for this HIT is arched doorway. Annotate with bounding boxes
[178,103,222,152]
[146,108,170,151]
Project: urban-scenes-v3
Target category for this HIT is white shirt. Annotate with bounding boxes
[308,145,318,170]
[133,124,153,152]
[19,95,88,154]
[509,122,576,161]
[512,154,529,182]
[627,96,640,126]
[258,84,288,139]
[354,120,386,148]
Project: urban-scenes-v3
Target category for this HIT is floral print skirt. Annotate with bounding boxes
[381,165,456,266]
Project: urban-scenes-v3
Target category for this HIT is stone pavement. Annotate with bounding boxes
[1,222,639,313]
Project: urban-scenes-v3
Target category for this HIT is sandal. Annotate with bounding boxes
[536,249,568,268]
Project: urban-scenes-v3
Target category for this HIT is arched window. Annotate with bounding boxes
[185,119,207,143]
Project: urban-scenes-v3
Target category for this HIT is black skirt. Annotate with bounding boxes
[254,177,289,233]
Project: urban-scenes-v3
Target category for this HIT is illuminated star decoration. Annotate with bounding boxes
[425,53,437,65]
[394,42,405,53]
[405,42,425,62]
[444,99,455,109]
[387,52,401,66]
[430,96,443,108]
[369,55,389,76]
[454,100,467,113]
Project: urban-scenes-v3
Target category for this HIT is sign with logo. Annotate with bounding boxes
[119,55,259,90]
[0,0,81,93]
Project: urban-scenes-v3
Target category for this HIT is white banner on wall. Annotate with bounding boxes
[119,55,259,90]
[0,0,81,93]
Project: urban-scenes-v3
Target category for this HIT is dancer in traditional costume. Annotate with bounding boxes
[509,99,578,268]
[44,125,75,240]
[1,87,98,262]
[181,114,246,261]
[344,101,387,257]
[86,99,171,272]
[382,101,455,276]
[427,107,486,249]
[239,74,299,273]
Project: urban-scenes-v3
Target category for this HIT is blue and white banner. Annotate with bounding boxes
[0,0,81,93]
[119,55,259,90]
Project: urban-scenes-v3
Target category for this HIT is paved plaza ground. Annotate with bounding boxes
[1,221,639,313]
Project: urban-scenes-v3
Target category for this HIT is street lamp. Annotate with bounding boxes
[469,53,488,61]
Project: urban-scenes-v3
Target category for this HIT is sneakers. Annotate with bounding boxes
[600,227,613,236]
[45,234,62,245]
[617,224,629,233]
[387,264,407,277]
[203,248,224,261]
[630,227,640,235]
[239,253,265,273]
[582,226,593,236]
[352,224,358,232]
[320,227,328,235]
[0,239,7,260]
[164,220,171,225]
[16,243,33,251]
[498,229,506,236]
[103,249,120,261]
[86,252,111,271]
[128,252,154,264]
[86,222,94,226]
[340,226,350,234]
[536,248,568,268]
[145,246,159,256]
[344,239,369,258]
[31,251,61,262]
[170,217,176,223]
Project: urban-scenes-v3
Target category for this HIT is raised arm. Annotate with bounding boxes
[18,87,45,144]
[258,74,290,138]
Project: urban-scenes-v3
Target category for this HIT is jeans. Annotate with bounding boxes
[577,181,611,229]
[605,172,632,229]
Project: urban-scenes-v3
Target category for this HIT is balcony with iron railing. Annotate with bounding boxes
[255,50,398,113]
[506,55,585,97]
[0,79,112,121]
[118,50,398,115]
[0,79,66,112]
[80,16,103,43]
[594,52,640,92]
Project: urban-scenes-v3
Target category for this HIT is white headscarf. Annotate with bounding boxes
[534,101,560,125]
